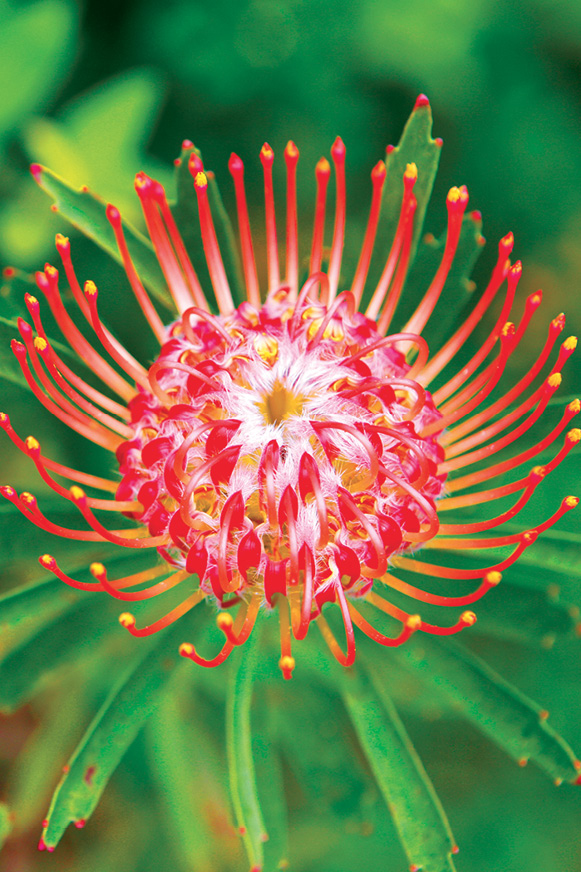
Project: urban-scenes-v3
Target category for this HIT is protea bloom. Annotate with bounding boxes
[2,95,578,683]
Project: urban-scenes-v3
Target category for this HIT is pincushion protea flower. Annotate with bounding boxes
[1,96,578,685]
[1,94,580,872]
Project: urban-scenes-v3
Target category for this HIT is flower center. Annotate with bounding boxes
[117,290,445,612]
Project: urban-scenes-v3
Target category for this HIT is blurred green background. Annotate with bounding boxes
[0,0,580,870]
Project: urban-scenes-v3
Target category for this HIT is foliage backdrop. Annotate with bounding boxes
[0,1,580,870]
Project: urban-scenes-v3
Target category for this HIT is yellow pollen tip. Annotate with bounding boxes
[279,655,296,674]
[194,171,207,188]
[55,233,69,246]
[261,144,274,159]
[568,399,581,414]
[26,295,38,305]
[447,186,461,203]
[25,436,40,451]
[461,610,477,626]
[564,336,578,351]
[45,265,57,278]
[316,157,331,173]
[70,485,85,500]
[547,372,562,388]
[119,612,135,628]
[217,613,233,631]
[501,321,515,337]
[565,496,579,508]
[40,554,53,566]
[90,562,106,576]
[34,337,48,352]
[406,614,422,631]
[531,465,546,478]
[84,280,97,296]
[485,571,502,586]
[567,428,581,444]
[179,643,194,657]
[404,162,418,180]
[21,492,35,504]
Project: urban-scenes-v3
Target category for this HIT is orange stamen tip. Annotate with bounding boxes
[39,554,56,568]
[564,336,578,351]
[531,465,546,479]
[461,610,477,626]
[25,435,40,451]
[451,846,460,855]
[528,292,542,307]
[30,163,43,180]
[2,266,15,278]
[485,571,502,586]
[21,492,36,505]
[564,496,579,509]
[567,428,581,444]
[510,261,523,276]
[260,142,274,163]
[106,204,121,224]
[567,400,581,414]
[315,156,331,177]
[24,294,38,306]
[33,336,48,352]
[284,141,299,163]
[518,757,528,767]
[331,136,346,160]
[55,233,69,249]
[547,372,562,389]
[279,655,296,678]
[90,562,106,578]
[0,413,8,424]
[70,485,86,501]
[414,93,430,109]
[217,612,234,631]
[84,280,97,297]
[179,643,194,657]
[0,485,16,498]
[404,162,418,181]
[406,614,422,631]
[554,777,563,786]
[119,612,135,628]
[574,759,581,771]
[538,709,549,721]
[194,171,208,190]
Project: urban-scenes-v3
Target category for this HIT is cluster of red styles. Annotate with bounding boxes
[1,96,578,680]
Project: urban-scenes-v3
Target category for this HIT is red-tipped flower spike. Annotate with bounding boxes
[11,98,578,680]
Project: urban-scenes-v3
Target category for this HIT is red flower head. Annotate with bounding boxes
[4,96,578,679]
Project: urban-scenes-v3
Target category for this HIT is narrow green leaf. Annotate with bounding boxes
[147,687,223,872]
[0,803,12,850]
[32,165,173,309]
[396,636,580,782]
[469,580,577,646]
[253,711,289,872]
[0,575,78,629]
[9,674,92,833]
[366,98,441,305]
[340,664,457,872]
[42,621,186,849]
[227,625,267,871]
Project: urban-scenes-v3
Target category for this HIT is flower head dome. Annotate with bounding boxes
[2,95,578,682]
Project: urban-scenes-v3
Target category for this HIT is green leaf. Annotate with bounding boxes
[0,802,12,850]
[8,674,93,833]
[147,684,225,872]
[365,97,441,306]
[227,624,268,871]
[253,709,289,872]
[469,580,578,646]
[0,1,76,139]
[41,621,187,849]
[32,165,173,310]
[340,664,457,872]
[396,636,580,782]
